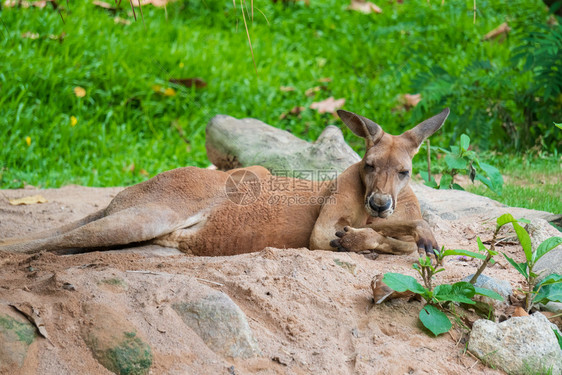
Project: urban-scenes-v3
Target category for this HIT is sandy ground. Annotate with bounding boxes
[0,185,534,375]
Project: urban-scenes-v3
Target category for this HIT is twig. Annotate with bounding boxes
[426,139,431,182]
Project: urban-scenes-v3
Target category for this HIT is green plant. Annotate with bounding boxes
[500,213,562,311]
[383,249,502,336]
[420,134,503,195]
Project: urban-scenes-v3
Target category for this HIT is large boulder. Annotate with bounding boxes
[468,312,562,375]
[206,115,360,176]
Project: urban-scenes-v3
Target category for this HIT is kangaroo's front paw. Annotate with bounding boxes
[329,226,382,253]
[415,224,439,257]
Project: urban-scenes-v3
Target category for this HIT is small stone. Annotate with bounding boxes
[172,288,259,359]
[461,274,512,300]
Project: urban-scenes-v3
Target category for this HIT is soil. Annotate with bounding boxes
[0,185,532,375]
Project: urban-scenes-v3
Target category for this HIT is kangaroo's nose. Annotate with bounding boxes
[369,194,392,213]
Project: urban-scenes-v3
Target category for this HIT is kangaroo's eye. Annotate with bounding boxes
[398,170,410,179]
[364,163,375,172]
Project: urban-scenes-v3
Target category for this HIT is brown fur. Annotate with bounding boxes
[0,109,449,256]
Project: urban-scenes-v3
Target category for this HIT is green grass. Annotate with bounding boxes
[0,0,558,213]
[466,153,561,214]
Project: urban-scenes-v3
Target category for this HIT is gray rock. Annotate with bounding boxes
[0,304,36,372]
[412,184,561,225]
[468,312,562,375]
[205,115,360,176]
[461,274,512,300]
[526,218,562,281]
[172,288,259,359]
[82,303,153,375]
[541,301,562,314]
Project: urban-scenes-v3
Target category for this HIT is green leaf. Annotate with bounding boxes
[439,174,453,189]
[434,282,476,304]
[442,249,492,263]
[534,274,562,304]
[502,253,529,279]
[533,237,562,263]
[445,154,467,170]
[451,183,464,191]
[460,134,470,152]
[497,213,517,228]
[555,122,562,131]
[479,162,503,191]
[419,305,452,336]
[383,273,426,295]
[513,222,533,262]
[476,237,487,252]
[474,287,504,301]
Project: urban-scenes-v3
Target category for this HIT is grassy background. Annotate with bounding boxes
[0,0,560,213]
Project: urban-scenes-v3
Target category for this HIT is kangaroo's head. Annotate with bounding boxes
[337,108,450,219]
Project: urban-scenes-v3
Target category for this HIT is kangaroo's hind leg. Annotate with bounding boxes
[0,203,184,254]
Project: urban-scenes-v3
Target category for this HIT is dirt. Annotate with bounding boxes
[0,185,532,375]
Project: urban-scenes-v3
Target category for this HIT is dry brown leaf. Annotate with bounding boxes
[114,16,131,25]
[93,0,116,10]
[169,78,207,89]
[21,31,40,39]
[305,86,328,97]
[279,106,306,120]
[280,86,295,92]
[48,32,66,42]
[139,169,149,177]
[74,86,86,98]
[9,195,48,206]
[348,0,382,14]
[483,22,511,42]
[130,0,176,7]
[310,97,346,114]
[318,77,332,83]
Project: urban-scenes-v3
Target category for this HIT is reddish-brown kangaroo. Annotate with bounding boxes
[0,108,449,257]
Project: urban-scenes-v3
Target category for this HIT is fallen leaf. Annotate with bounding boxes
[169,78,207,89]
[114,16,131,25]
[305,86,329,97]
[512,306,529,317]
[348,0,382,14]
[21,32,40,39]
[9,195,48,206]
[93,0,116,10]
[130,0,176,7]
[394,93,421,111]
[310,97,346,114]
[483,22,511,42]
[279,106,306,120]
[70,116,77,127]
[73,86,86,98]
[163,87,176,96]
[318,77,332,83]
[139,169,149,177]
[48,32,66,42]
[280,86,295,92]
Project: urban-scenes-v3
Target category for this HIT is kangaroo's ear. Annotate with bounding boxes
[337,110,383,146]
[403,108,450,151]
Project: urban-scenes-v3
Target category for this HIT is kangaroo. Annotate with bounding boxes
[0,108,449,257]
